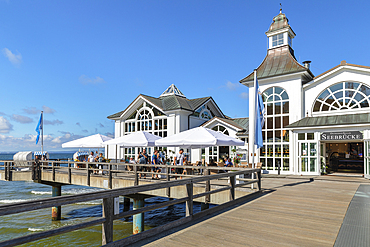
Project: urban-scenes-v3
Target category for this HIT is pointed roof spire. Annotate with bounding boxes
[160,84,186,98]
[280,3,282,13]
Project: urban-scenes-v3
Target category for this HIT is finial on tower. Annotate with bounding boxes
[280,3,282,13]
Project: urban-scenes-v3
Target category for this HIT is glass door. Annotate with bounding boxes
[298,141,318,174]
[365,140,370,179]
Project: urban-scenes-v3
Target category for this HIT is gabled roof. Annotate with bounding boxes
[286,113,370,129]
[107,94,218,120]
[314,60,370,80]
[201,116,249,136]
[240,45,313,83]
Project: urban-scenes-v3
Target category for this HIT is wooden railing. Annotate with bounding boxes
[1,160,259,190]
[0,161,261,246]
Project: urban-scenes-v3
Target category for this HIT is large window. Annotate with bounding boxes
[313,82,370,113]
[208,125,229,162]
[272,33,284,47]
[123,101,167,160]
[260,87,289,171]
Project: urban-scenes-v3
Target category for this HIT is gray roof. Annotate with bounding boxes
[286,113,370,129]
[240,45,313,83]
[201,117,249,136]
[107,94,215,119]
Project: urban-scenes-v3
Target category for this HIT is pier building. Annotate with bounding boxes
[241,10,370,177]
[107,84,249,164]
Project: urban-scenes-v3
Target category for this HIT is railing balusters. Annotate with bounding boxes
[134,165,138,186]
[87,163,90,186]
[109,164,112,189]
[166,165,170,197]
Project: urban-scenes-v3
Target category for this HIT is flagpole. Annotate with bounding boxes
[252,70,257,169]
[41,111,43,159]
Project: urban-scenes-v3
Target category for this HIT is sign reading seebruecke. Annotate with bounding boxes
[320,131,363,140]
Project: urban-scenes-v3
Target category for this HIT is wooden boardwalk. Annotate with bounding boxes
[136,176,370,247]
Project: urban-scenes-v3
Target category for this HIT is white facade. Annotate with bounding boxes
[241,11,370,176]
[107,84,248,164]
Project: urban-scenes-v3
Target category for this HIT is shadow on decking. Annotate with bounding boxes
[129,189,275,247]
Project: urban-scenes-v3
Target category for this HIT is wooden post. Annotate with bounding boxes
[229,175,235,201]
[52,185,61,221]
[4,162,8,181]
[109,164,112,189]
[52,162,55,181]
[257,170,262,191]
[166,165,170,197]
[68,163,71,184]
[134,165,138,186]
[205,168,210,205]
[87,164,90,186]
[102,197,114,245]
[185,183,193,217]
[133,198,144,234]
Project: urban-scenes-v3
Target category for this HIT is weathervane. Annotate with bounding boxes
[280,3,282,13]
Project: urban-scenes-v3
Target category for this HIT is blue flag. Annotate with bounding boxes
[35,113,43,144]
[254,77,265,149]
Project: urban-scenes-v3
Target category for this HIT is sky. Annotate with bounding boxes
[1,0,370,151]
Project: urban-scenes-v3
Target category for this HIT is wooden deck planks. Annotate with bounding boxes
[141,177,368,247]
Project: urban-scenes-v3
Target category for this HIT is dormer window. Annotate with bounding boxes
[272,33,284,47]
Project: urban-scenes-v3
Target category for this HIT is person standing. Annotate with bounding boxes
[151,150,160,180]
[137,149,148,179]
[173,149,186,179]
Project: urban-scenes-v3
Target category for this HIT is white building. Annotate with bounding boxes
[241,10,370,177]
[107,84,249,163]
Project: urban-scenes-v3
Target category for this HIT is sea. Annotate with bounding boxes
[0,152,204,246]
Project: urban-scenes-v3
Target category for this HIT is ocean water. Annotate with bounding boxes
[0,152,203,246]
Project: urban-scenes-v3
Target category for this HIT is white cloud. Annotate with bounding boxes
[0,117,13,133]
[42,106,56,114]
[225,81,240,91]
[23,107,40,115]
[11,114,33,124]
[79,75,106,85]
[44,119,63,125]
[239,92,249,99]
[0,132,85,151]
[2,48,22,66]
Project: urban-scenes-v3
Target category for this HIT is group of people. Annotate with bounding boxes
[74,151,106,173]
[128,149,187,180]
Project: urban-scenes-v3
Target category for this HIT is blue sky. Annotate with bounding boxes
[1,0,369,151]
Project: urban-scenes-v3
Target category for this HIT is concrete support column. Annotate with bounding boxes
[133,198,144,234]
[52,185,61,221]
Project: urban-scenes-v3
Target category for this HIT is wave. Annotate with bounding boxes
[62,188,105,195]
[28,228,43,232]
[75,200,102,205]
[31,191,52,195]
[0,199,28,204]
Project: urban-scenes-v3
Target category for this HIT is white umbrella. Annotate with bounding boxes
[155,126,244,148]
[62,134,113,148]
[102,131,162,147]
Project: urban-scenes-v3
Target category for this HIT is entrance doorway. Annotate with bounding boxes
[326,142,364,173]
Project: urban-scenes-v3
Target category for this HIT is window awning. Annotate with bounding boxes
[286,113,370,130]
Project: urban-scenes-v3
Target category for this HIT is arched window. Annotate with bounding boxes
[261,87,290,172]
[136,108,153,131]
[313,82,370,112]
[192,104,214,120]
[211,125,229,135]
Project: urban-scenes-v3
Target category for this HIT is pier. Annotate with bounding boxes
[0,160,261,246]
